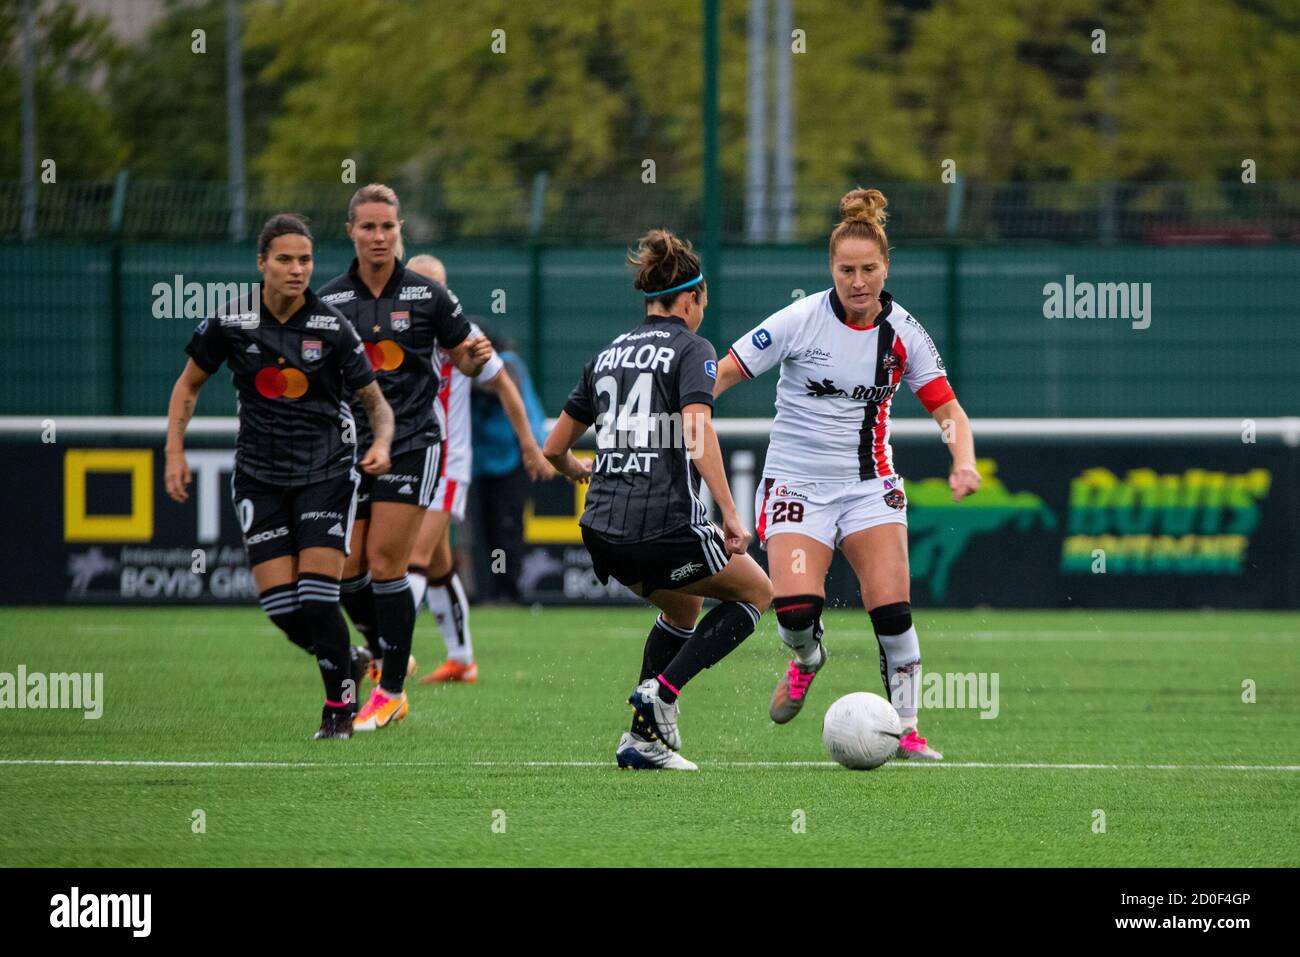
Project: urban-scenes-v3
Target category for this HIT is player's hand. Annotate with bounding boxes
[164,449,192,503]
[561,454,592,485]
[360,442,391,476]
[950,462,981,502]
[522,444,553,482]
[721,509,752,555]
[465,335,493,372]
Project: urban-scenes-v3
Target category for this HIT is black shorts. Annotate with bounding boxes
[581,523,729,595]
[356,444,443,521]
[231,469,360,567]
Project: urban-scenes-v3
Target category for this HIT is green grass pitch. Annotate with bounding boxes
[1,606,1297,867]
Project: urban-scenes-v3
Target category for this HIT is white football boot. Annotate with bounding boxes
[615,732,698,771]
[627,679,682,751]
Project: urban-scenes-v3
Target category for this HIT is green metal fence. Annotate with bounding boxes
[2,241,1297,420]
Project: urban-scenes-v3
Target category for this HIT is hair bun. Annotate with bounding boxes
[839,187,888,227]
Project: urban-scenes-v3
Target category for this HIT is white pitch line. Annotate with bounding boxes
[1,759,1297,771]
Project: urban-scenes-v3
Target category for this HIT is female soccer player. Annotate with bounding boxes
[714,188,981,760]
[164,213,395,740]
[401,254,552,685]
[543,230,773,770]
[319,185,492,731]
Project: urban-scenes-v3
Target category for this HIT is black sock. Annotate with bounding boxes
[259,584,314,654]
[659,602,761,701]
[630,615,694,734]
[340,572,381,658]
[297,574,351,708]
[372,576,415,694]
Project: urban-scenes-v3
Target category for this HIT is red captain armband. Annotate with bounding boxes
[916,376,956,413]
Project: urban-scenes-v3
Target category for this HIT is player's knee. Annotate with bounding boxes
[366,544,407,580]
[775,594,823,633]
[869,601,912,636]
[747,575,773,615]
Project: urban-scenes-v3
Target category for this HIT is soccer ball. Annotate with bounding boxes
[822,692,902,770]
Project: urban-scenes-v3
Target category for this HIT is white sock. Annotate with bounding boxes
[426,572,473,663]
[877,627,921,721]
[777,620,823,667]
[407,570,428,610]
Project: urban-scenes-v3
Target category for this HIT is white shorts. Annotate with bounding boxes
[427,475,469,522]
[755,475,907,550]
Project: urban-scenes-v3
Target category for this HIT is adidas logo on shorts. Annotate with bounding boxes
[327,523,345,537]
[399,483,414,495]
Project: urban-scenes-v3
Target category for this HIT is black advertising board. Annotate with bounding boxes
[4,428,1296,608]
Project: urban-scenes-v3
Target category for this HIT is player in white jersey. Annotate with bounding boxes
[714,188,982,760]
[403,255,552,684]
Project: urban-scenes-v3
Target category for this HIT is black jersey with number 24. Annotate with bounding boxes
[185,288,375,487]
[563,314,719,544]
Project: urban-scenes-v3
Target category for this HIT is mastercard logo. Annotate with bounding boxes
[255,366,309,399]
[365,339,405,372]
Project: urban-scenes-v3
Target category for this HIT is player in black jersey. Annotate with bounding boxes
[164,214,396,740]
[318,184,492,731]
[543,230,772,770]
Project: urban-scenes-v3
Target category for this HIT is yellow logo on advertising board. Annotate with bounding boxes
[524,452,594,543]
[1062,467,1270,574]
[64,449,154,542]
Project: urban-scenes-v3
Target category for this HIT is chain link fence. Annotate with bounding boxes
[4,179,1300,245]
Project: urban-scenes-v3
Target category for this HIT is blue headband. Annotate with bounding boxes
[642,274,704,298]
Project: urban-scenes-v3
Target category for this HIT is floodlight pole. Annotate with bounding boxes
[703,0,721,321]
[225,0,248,242]
[20,0,37,241]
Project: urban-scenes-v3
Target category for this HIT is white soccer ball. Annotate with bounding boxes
[822,692,902,770]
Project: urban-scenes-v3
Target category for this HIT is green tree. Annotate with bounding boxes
[109,0,293,180]
[1099,0,1300,182]
[0,0,125,179]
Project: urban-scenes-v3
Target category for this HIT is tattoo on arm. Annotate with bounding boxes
[358,382,394,445]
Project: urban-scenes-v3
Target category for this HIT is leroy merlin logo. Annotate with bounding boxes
[907,460,1056,600]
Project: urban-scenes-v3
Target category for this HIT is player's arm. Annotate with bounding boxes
[356,381,394,476]
[433,288,492,376]
[541,412,593,484]
[482,368,553,481]
[164,359,211,503]
[929,397,980,502]
[449,335,493,377]
[713,353,746,398]
[682,403,751,555]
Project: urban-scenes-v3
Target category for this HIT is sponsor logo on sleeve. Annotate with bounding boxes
[196,318,208,334]
[752,328,773,350]
[704,360,717,379]
[219,312,260,328]
[320,290,355,305]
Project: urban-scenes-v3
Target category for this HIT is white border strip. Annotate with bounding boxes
[2,416,1298,443]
